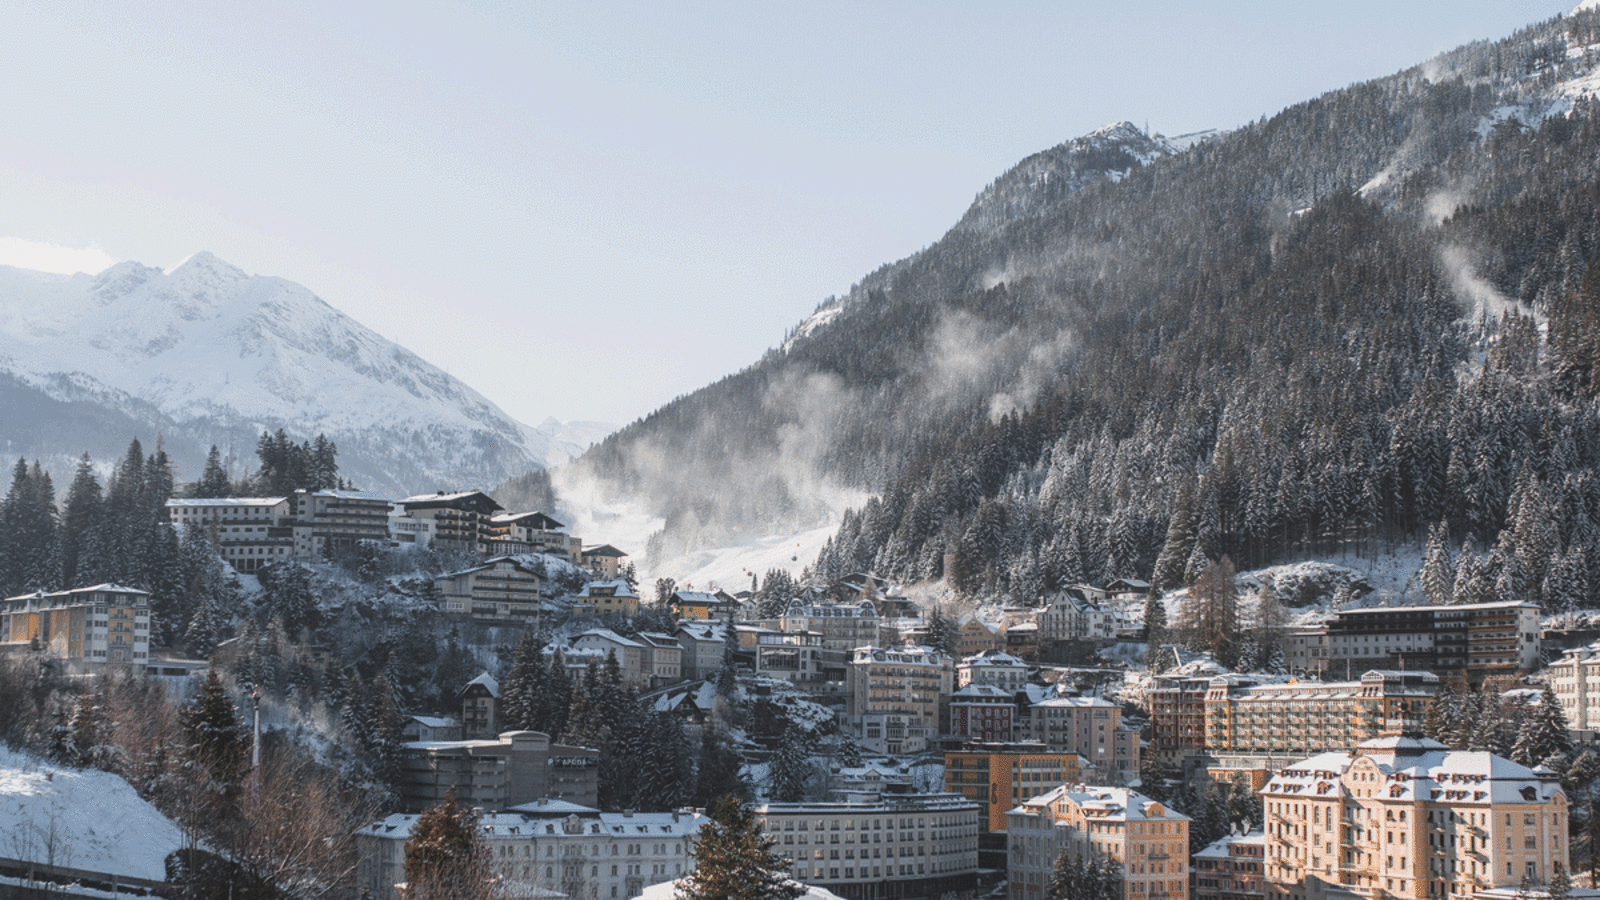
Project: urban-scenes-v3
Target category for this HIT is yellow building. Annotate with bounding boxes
[1007,785,1190,900]
[944,744,1084,832]
[1,583,150,664]
[1261,735,1569,900]
[1204,671,1438,759]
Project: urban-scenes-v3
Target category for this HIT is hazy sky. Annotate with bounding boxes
[0,2,1575,426]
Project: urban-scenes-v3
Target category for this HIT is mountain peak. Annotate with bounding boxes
[162,250,247,281]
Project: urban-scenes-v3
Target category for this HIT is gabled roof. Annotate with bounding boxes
[401,490,503,514]
[582,544,628,559]
[572,628,644,649]
[577,579,638,598]
[493,510,566,530]
[462,671,500,698]
[166,497,286,507]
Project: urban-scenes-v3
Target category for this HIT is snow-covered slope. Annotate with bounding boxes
[0,252,602,494]
[0,744,184,882]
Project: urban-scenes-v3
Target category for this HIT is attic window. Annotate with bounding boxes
[1521,786,1538,801]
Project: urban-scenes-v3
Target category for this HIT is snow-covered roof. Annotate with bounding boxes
[572,628,644,649]
[408,715,458,729]
[576,578,638,598]
[582,543,628,558]
[166,496,286,507]
[1033,695,1117,709]
[1194,830,1266,860]
[1263,736,1564,806]
[464,671,500,697]
[639,882,846,900]
[507,798,600,815]
[493,510,566,529]
[1014,785,1188,823]
[309,489,392,501]
[952,684,1015,700]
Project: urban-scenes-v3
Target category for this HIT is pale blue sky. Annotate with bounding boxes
[0,2,1574,425]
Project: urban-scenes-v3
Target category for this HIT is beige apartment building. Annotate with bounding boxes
[1261,735,1569,900]
[846,644,954,754]
[753,791,980,900]
[1545,641,1600,738]
[1007,785,1191,900]
[1204,670,1438,761]
[1,583,151,665]
[1027,694,1141,784]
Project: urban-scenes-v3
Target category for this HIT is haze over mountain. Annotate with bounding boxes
[0,251,608,494]
[562,5,1600,608]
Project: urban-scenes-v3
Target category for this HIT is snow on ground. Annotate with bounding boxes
[662,525,837,592]
[0,744,184,881]
[640,879,846,900]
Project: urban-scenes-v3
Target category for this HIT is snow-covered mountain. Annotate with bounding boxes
[0,252,605,494]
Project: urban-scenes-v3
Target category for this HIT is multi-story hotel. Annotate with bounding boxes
[1261,735,1569,900]
[1027,694,1140,784]
[780,599,883,650]
[958,649,1032,691]
[356,801,707,900]
[951,683,1017,743]
[485,510,581,558]
[399,490,504,553]
[1545,641,1600,738]
[846,644,954,755]
[944,743,1085,832]
[1282,602,1539,683]
[395,729,599,813]
[1148,670,1215,765]
[434,556,544,624]
[1,583,151,665]
[1194,832,1265,900]
[164,496,294,573]
[1007,785,1191,900]
[753,791,980,900]
[1201,671,1438,785]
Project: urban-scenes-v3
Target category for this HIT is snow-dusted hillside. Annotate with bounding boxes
[0,252,605,494]
[0,744,184,882]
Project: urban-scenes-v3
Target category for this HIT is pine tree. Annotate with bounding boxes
[1511,684,1573,768]
[675,795,803,900]
[177,668,248,843]
[1418,520,1455,605]
[195,445,232,498]
[404,787,493,900]
[58,454,105,588]
[768,723,816,803]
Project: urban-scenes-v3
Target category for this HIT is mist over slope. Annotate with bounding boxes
[0,252,601,494]
[564,8,1600,603]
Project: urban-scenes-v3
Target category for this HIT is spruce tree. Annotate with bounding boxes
[404,787,492,900]
[195,445,232,498]
[1511,684,1573,768]
[675,795,802,900]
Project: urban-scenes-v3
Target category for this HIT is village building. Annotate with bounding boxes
[1027,694,1140,784]
[356,801,706,900]
[579,544,629,579]
[1544,641,1600,739]
[780,599,882,650]
[434,556,543,624]
[675,620,728,682]
[1260,735,1569,900]
[399,490,504,553]
[1007,785,1191,900]
[0,583,151,666]
[950,684,1017,743]
[164,496,294,573]
[1193,831,1266,900]
[956,616,1007,657]
[846,644,954,755]
[753,791,981,900]
[573,578,641,619]
[485,510,581,558]
[461,671,501,739]
[568,629,650,688]
[958,649,1031,691]
[394,730,600,814]
[1282,602,1540,684]
[944,743,1086,833]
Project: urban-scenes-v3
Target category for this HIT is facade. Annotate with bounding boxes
[1038,588,1119,643]
[165,497,294,573]
[580,544,629,579]
[569,629,649,688]
[1148,671,1215,765]
[1260,735,1570,900]
[753,629,829,686]
[846,644,954,755]
[434,556,544,624]
[1028,695,1140,784]
[950,684,1017,743]
[636,632,684,685]
[1007,785,1191,900]
[356,802,707,900]
[285,489,394,557]
[956,617,1007,658]
[395,730,599,813]
[0,583,151,664]
[486,510,581,558]
[461,671,500,739]
[958,650,1032,691]
[1545,642,1600,738]
[1284,602,1539,683]
[753,791,981,900]
[575,579,641,619]
[780,600,882,651]
[400,490,504,553]
[1193,832,1266,900]
[672,590,736,622]
[676,621,727,682]
[944,744,1085,832]
[1204,671,1439,759]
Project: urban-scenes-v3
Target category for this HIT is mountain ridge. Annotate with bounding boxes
[0,252,606,494]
